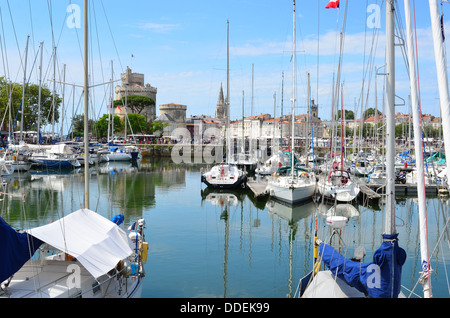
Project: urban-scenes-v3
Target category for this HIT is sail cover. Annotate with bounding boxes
[26,209,133,279]
[319,233,407,298]
[0,216,43,283]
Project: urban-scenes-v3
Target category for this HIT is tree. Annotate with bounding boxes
[125,113,147,134]
[0,77,61,132]
[336,109,354,120]
[363,107,383,119]
[70,114,98,138]
[95,114,124,138]
[150,120,169,134]
[114,95,155,115]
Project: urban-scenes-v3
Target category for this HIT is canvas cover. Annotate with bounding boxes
[26,209,133,279]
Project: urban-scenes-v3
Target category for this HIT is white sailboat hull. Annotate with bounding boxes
[106,152,132,161]
[267,177,316,204]
[318,180,360,202]
[201,164,247,189]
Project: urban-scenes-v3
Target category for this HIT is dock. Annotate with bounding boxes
[365,182,444,195]
[358,182,382,200]
[247,179,269,200]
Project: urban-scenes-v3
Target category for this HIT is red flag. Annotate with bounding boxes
[325,0,340,9]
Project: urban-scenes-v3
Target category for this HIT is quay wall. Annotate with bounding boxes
[136,144,331,159]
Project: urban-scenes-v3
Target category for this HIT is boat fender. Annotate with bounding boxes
[141,242,149,262]
[129,232,142,243]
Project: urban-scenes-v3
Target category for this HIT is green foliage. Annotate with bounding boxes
[125,113,147,134]
[150,120,169,133]
[0,77,61,131]
[363,107,383,119]
[336,109,354,120]
[94,114,124,138]
[114,95,155,115]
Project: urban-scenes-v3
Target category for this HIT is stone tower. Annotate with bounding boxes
[215,83,227,122]
[114,66,157,121]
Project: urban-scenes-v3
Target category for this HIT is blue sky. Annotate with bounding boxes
[1,0,449,133]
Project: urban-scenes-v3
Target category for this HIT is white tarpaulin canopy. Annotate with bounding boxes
[26,209,133,279]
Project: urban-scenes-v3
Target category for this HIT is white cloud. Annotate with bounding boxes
[137,22,180,33]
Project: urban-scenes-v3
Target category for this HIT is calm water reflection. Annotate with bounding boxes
[1,158,449,298]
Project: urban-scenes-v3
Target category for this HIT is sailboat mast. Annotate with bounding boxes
[404,0,431,298]
[37,42,43,144]
[385,0,396,235]
[84,0,89,209]
[291,0,296,177]
[340,84,344,171]
[20,35,29,143]
[226,20,230,164]
[429,0,450,188]
[281,72,284,147]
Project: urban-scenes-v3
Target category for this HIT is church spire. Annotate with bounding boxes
[215,83,226,122]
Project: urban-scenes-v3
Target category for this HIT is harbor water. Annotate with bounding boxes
[2,157,449,298]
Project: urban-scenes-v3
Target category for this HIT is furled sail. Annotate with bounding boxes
[318,234,406,298]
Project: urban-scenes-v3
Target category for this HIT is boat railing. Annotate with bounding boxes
[72,262,141,298]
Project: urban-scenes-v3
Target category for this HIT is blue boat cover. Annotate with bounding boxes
[0,216,43,283]
[110,214,124,226]
[319,233,407,298]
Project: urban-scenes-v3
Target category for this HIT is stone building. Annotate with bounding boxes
[114,66,157,121]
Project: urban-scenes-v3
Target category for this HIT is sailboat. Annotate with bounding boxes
[255,150,298,175]
[266,0,316,205]
[317,87,360,202]
[228,91,258,173]
[297,0,407,298]
[0,1,147,298]
[28,143,81,169]
[201,21,247,190]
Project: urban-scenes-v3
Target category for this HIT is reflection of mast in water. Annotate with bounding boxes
[266,199,316,297]
[221,203,229,298]
[202,190,239,298]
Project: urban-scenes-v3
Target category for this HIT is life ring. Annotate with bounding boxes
[300,172,308,178]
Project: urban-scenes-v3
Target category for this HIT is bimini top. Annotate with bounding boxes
[25,209,133,279]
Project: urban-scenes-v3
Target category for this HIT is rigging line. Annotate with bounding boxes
[46,0,55,49]
[360,17,380,109]
[359,0,369,113]
[67,0,84,65]
[100,0,123,72]
[11,47,40,134]
[91,2,108,99]
[0,8,10,79]
[54,3,69,50]
[6,0,25,75]
[28,0,37,62]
